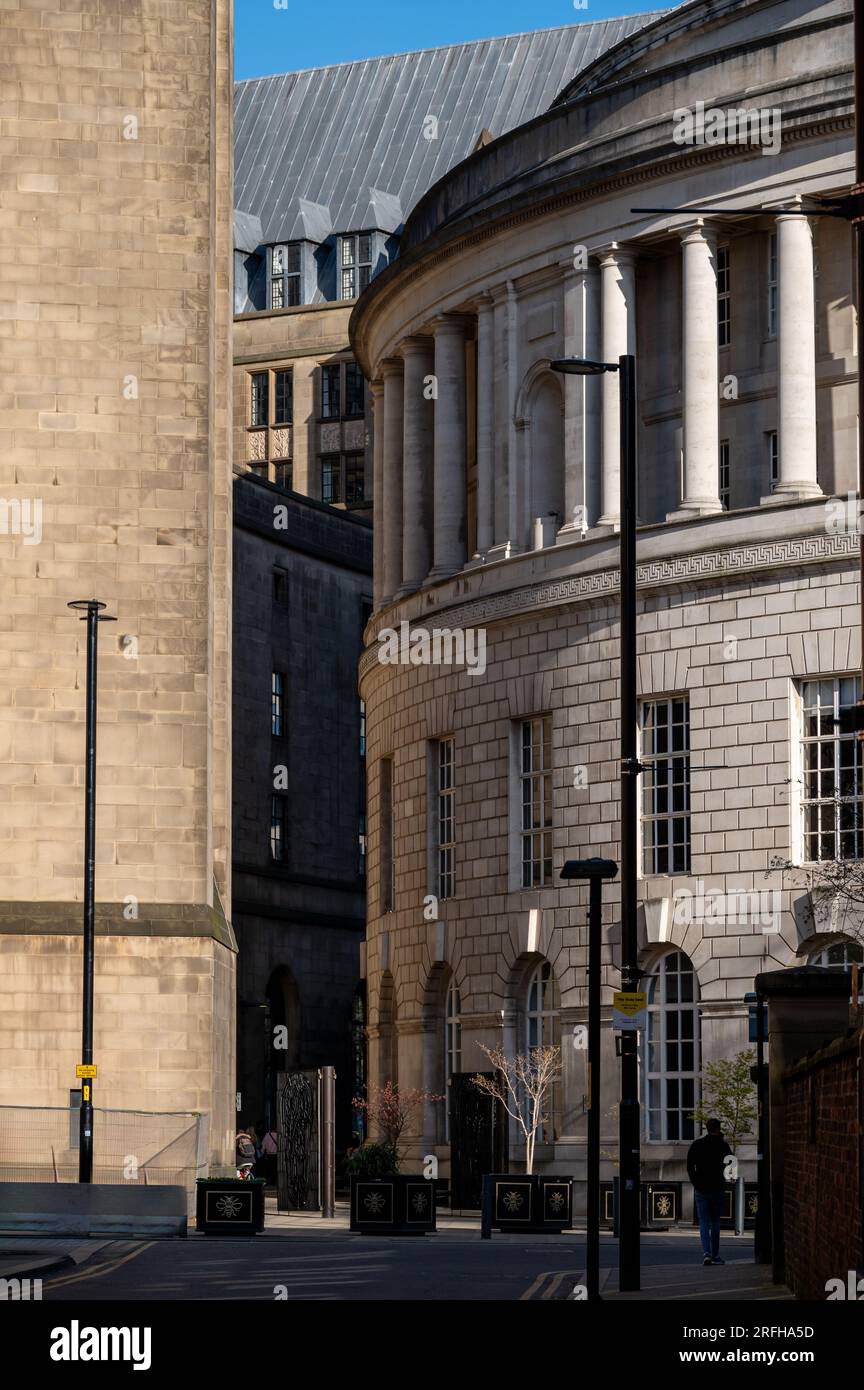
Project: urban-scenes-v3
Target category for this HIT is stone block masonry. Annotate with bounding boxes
[0,0,236,1167]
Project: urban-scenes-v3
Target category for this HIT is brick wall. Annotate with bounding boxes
[783,1032,863,1300]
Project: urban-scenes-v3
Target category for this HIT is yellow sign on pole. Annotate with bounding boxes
[75,1064,97,1079]
[612,991,647,1031]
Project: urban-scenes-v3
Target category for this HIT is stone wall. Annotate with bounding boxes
[0,0,236,1163]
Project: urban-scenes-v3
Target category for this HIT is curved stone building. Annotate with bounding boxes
[352,0,861,1210]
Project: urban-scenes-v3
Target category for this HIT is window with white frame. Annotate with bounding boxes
[719,440,730,510]
[767,233,777,337]
[642,698,691,874]
[271,244,301,309]
[768,431,778,492]
[800,676,863,862]
[436,737,455,901]
[645,951,700,1142]
[445,980,461,1079]
[808,939,864,970]
[525,960,561,1141]
[520,716,553,888]
[271,671,284,737]
[340,233,372,300]
[717,244,731,348]
[250,371,268,428]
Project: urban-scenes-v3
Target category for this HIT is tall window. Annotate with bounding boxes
[717,245,731,348]
[250,372,269,427]
[645,951,700,1142]
[271,672,284,736]
[801,677,863,862]
[321,364,341,420]
[321,455,342,504]
[642,698,691,874]
[274,369,293,425]
[526,961,560,1141]
[271,244,301,309]
[767,431,778,492]
[767,232,778,337]
[320,453,366,506]
[380,757,394,912]
[345,361,365,417]
[340,233,372,300]
[445,980,462,1079]
[719,440,730,510]
[273,568,289,606]
[520,716,553,888]
[436,738,455,901]
[270,796,287,861]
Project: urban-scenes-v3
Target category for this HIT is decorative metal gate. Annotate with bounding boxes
[449,1071,504,1210]
[276,1069,319,1212]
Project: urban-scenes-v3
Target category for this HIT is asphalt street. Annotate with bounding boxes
[39,1231,755,1302]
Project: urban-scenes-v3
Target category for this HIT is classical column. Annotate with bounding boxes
[670,222,722,517]
[369,377,385,609]
[559,258,600,538]
[398,336,435,595]
[380,358,404,604]
[474,295,495,558]
[428,315,469,582]
[770,209,821,500]
[598,246,636,527]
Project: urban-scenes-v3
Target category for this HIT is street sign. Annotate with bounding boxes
[75,1064,97,1079]
[613,990,647,1031]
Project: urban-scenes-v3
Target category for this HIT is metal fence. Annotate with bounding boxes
[0,1106,208,1214]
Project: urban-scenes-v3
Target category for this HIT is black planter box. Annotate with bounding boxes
[484,1174,572,1233]
[600,1180,682,1231]
[349,1174,437,1234]
[196,1179,265,1235]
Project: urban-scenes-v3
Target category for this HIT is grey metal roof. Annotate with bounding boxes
[234,16,667,246]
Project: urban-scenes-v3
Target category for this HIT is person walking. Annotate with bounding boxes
[687,1118,732,1266]
[260,1123,278,1185]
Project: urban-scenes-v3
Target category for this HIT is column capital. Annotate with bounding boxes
[368,376,384,399]
[399,334,435,357]
[677,217,720,245]
[472,291,495,314]
[429,312,474,336]
[595,240,637,268]
[380,355,404,378]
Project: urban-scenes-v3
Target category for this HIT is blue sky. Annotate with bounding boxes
[234,0,661,81]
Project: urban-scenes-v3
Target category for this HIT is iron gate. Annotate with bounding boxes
[449,1071,504,1210]
[276,1069,319,1212]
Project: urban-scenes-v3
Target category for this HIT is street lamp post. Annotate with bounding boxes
[551,355,641,1292]
[68,599,115,1183]
[561,856,618,1302]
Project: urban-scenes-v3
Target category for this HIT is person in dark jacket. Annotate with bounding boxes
[687,1118,732,1265]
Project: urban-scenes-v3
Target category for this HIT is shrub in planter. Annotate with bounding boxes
[344,1141,399,1178]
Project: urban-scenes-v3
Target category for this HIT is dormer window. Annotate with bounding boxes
[271,243,302,308]
[340,234,372,299]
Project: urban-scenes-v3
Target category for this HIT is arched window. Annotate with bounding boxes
[525,960,561,1141]
[645,951,700,1142]
[351,984,367,1144]
[808,938,864,970]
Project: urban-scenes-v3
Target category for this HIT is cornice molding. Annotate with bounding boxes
[358,528,858,680]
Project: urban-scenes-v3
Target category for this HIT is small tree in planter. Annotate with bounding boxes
[470,1044,562,1175]
[690,1049,757,1153]
[351,1080,444,1171]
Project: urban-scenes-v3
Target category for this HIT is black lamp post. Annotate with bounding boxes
[551,354,641,1292]
[561,856,618,1302]
[68,599,115,1183]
